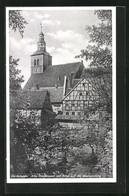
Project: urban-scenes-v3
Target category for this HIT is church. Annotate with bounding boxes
[17,27,110,128]
[23,28,84,114]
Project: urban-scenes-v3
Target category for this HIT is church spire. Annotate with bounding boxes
[40,23,43,33]
[37,23,46,52]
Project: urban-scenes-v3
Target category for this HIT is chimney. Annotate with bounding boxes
[63,76,67,98]
[67,74,71,89]
[70,72,74,87]
[67,72,74,88]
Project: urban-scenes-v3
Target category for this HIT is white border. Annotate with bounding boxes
[6,6,116,183]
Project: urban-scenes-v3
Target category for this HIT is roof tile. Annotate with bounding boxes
[13,90,48,109]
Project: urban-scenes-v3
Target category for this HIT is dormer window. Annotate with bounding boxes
[34,60,36,66]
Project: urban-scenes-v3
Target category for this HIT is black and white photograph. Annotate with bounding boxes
[6,7,116,183]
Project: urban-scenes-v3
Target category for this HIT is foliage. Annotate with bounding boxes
[14,110,41,156]
[9,56,24,91]
[11,109,113,177]
[11,110,41,176]
[75,10,112,67]
[85,68,112,115]
[10,126,28,175]
[80,67,112,177]
[9,10,28,37]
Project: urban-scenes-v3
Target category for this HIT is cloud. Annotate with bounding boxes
[47,30,84,42]
[53,47,78,65]
[44,14,50,19]
[47,46,55,53]
[48,30,89,66]
[61,42,73,49]
[9,37,36,55]
[33,12,50,20]
[30,18,36,23]
[41,19,61,26]
[35,14,44,19]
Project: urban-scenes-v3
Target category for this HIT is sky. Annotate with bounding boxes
[9,8,99,87]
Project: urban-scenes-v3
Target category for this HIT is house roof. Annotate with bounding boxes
[81,67,112,78]
[38,87,64,103]
[13,90,48,109]
[47,87,64,103]
[24,62,83,90]
[55,114,79,121]
[63,67,112,101]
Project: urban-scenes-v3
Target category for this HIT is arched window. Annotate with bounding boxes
[37,59,39,65]
[34,60,36,66]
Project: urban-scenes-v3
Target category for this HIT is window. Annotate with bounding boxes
[58,111,62,114]
[86,91,88,96]
[66,103,69,107]
[72,112,75,115]
[34,60,36,66]
[37,59,39,65]
[79,92,82,96]
[66,112,69,115]
[83,83,85,87]
[78,112,80,115]
[85,101,88,107]
[72,103,75,107]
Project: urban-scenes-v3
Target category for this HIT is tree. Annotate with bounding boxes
[75,10,112,67]
[76,67,112,176]
[11,110,41,176]
[9,10,28,37]
[9,56,24,91]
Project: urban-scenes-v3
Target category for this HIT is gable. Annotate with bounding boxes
[63,72,111,111]
[64,77,100,102]
[63,68,112,102]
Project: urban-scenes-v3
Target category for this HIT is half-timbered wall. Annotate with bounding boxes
[62,78,101,118]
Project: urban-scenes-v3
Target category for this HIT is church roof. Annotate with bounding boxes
[13,90,49,109]
[24,62,83,90]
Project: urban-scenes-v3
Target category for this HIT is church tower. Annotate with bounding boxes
[31,24,52,74]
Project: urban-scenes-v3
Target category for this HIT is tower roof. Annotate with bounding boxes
[31,24,46,54]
